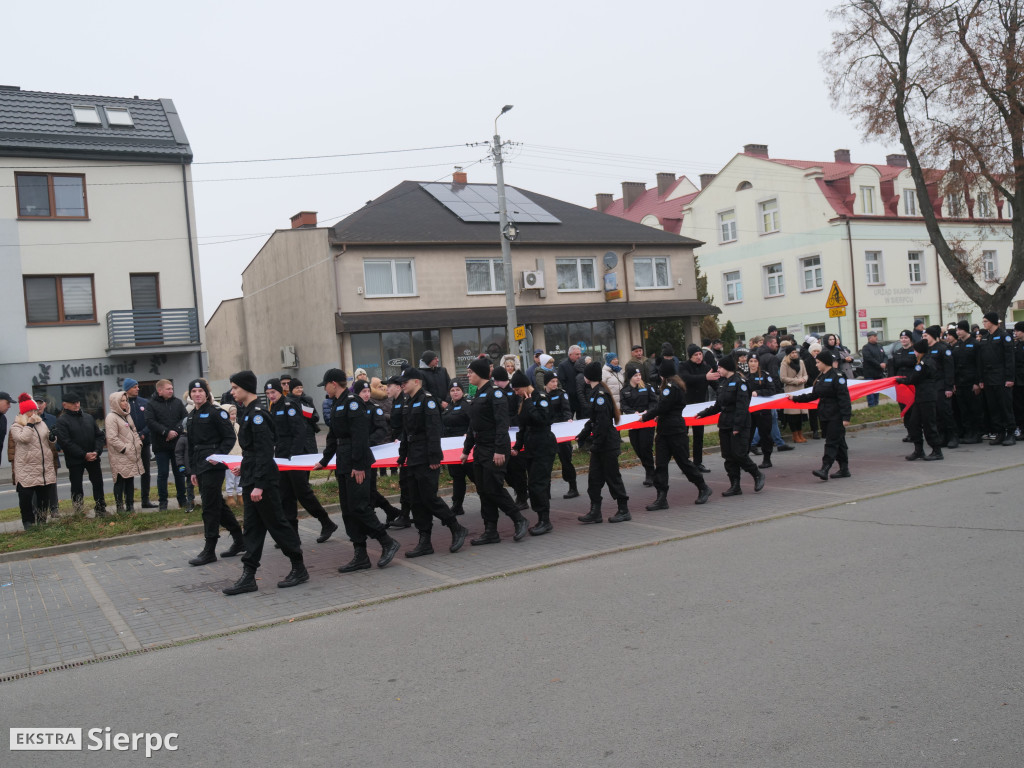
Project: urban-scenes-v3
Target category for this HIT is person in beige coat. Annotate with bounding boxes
[10,393,58,529]
[780,346,810,442]
[106,390,144,514]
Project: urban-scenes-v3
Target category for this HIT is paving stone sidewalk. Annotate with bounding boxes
[1,424,1019,681]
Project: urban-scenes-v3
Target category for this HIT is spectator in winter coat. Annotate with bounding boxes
[534,354,555,391]
[860,331,888,407]
[556,345,587,417]
[419,350,454,407]
[105,391,144,514]
[145,379,188,510]
[601,352,624,407]
[11,393,58,528]
[55,391,106,515]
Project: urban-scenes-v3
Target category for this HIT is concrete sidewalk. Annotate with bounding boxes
[2,421,1015,682]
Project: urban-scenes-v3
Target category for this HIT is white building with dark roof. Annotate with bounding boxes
[0,86,205,421]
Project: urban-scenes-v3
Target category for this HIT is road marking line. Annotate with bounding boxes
[68,554,142,652]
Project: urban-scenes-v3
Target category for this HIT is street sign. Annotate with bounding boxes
[513,325,526,341]
[829,307,847,318]
[825,281,849,309]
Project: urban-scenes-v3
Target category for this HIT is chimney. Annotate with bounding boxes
[834,148,851,164]
[622,181,646,209]
[700,173,717,189]
[656,173,676,196]
[743,143,769,158]
[595,193,614,213]
[452,167,468,185]
[290,211,318,229]
[886,154,908,168]
[0,85,21,91]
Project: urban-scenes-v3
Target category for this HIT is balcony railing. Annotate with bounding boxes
[106,308,200,349]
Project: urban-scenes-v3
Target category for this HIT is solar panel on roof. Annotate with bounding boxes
[420,182,561,224]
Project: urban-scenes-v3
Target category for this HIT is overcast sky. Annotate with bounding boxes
[3,0,892,322]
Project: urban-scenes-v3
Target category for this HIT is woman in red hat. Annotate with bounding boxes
[10,393,58,528]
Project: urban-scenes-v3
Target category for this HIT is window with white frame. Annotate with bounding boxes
[946,192,964,217]
[860,186,875,214]
[903,188,918,216]
[806,323,826,336]
[465,258,506,294]
[907,251,925,284]
[957,313,972,325]
[634,256,670,289]
[869,318,887,338]
[758,198,780,233]
[1005,195,1013,219]
[983,250,998,282]
[363,259,416,297]
[976,191,992,218]
[763,263,785,297]
[724,270,743,303]
[801,255,823,291]
[718,209,737,243]
[865,251,884,285]
[555,257,596,291]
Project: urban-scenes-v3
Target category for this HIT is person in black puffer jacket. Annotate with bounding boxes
[620,369,656,486]
[145,379,189,510]
[55,392,105,515]
[677,344,722,473]
[442,380,473,516]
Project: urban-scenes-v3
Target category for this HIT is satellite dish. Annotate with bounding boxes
[604,251,618,270]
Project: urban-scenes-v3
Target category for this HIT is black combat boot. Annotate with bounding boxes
[447,518,468,552]
[512,513,529,541]
[221,529,245,557]
[946,435,959,449]
[608,498,631,523]
[645,492,668,511]
[759,457,773,468]
[923,448,944,461]
[388,510,412,529]
[812,463,832,481]
[316,519,339,544]
[563,485,580,499]
[94,502,107,518]
[188,538,218,566]
[642,470,655,487]
[578,502,602,524]
[450,502,465,516]
[470,523,500,545]
[830,466,852,478]
[1001,433,1016,446]
[696,463,711,473]
[278,561,309,588]
[338,545,371,573]
[514,495,529,511]
[529,512,552,536]
[905,444,925,461]
[722,478,743,497]
[405,531,434,558]
[753,470,766,492]
[223,567,258,595]
[989,432,1005,446]
[377,534,401,568]
[695,482,713,505]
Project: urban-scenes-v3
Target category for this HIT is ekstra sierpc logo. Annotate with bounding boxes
[10,728,178,757]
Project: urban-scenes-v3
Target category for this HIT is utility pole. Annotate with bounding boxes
[493,105,519,366]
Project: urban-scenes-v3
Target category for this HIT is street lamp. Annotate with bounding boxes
[493,105,519,365]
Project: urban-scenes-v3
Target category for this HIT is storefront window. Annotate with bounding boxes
[351,329,440,382]
[544,321,617,364]
[32,381,106,424]
[452,326,508,373]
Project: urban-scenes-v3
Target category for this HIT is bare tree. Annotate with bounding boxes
[825,0,1024,320]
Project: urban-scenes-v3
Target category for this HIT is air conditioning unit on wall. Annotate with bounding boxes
[281,345,298,368]
[523,270,545,290]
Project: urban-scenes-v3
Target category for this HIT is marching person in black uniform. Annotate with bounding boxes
[362,380,403,525]
[678,344,721,473]
[642,359,712,509]
[265,379,338,545]
[287,379,320,454]
[620,369,656,486]
[951,321,984,443]
[544,371,579,498]
[696,356,765,495]
[441,380,472,516]
[898,340,944,461]
[890,330,918,442]
[576,361,631,524]
[923,325,957,448]
[745,355,775,469]
[510,371,557,535]
[184,378,244,566]
[977,311,1017,445]
[222,371,308,595]
[493,366,530,510]
[386,375,413,529]
[397,368,468,557]
[313,368,401,572]
[791,351,852,481]
[459,358,529,545]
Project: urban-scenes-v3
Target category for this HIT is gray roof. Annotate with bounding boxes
[0,86,191,162]
[331,180,704,247]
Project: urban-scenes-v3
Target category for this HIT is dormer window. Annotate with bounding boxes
[72,106,100,125]
[105,107,134,127]
[860,186,875,214]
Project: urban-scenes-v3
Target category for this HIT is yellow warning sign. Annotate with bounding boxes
[825,281,848,309]
[829,307,847,318]
[513,325,526,341]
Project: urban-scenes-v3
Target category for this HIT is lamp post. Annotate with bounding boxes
[493,105,519,366]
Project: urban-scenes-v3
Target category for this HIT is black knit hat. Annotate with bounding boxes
[264,378,283,395]
[468,358,491,379]
[230,370,258,394]
[420,350,438,365]
[492,366,509,382]
[925,325,942,340]
[687,343,702,358]
[583,361,602,382]
[913,339,929,354]
[983,311,1000,325]
[542,370,558,385]
[816,350,835,366]
[353,380,370,395]
[717,355,736,372]
[661,342,675,357]
[289,378,303,389]
[957,320,971,332]
[188,378,212,400]
[1015,321,1024,333]
[510,371,531,388]
[659,358,676,378]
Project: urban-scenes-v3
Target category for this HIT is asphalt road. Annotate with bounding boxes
[2,460,1020,767]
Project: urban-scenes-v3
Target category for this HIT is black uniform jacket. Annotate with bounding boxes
[977,326,1015,385]
[389,392,409,441]
[747,370,775,399]
[400,388,444,467]
[927,341,955,393]
[513,390,556,456]
[55,410,104,466]
[237,400,278,488]
[441,398,471,438]
[620,382,655,415]
[897,356,940,403]
[891,346,918,387]
[546,387,574,423]
[186,401,235,475]
[791,371,853,422]
[321,391,374,474]
[951,339,980,387]
[369,400,390,446]
[696,375,752,432]
[641,379,686,436]
[269,396,307,459]
[463,380,512,461]
[576,387,620,452]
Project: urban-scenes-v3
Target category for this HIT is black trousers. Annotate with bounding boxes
[240,480,303,571]
[198,468,241,540]
[720,428,759,480]
[68,460,105,507]
[153,451,186,506]
[524,446,556,517]
[954,386,984,437]
[982,383,1015,434]
[280,468,330,531]
[907,401,941,449]
[112,475,135,507]
[935,392,956,441]
[398,465,412,513]
[685,424,705,463]
[628,427,654,473]
[750,411,773,461]
[820,417,849,469]
[587,447,628,503]
[407,463,454,532]
[507,453,529,500]
[557,441,576,489]
[653,431,704,492]
[17,483,53,528]
[336,469,386,545]
[139,438,152,501]
[447,462,471,508]
[473,457,521,526]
